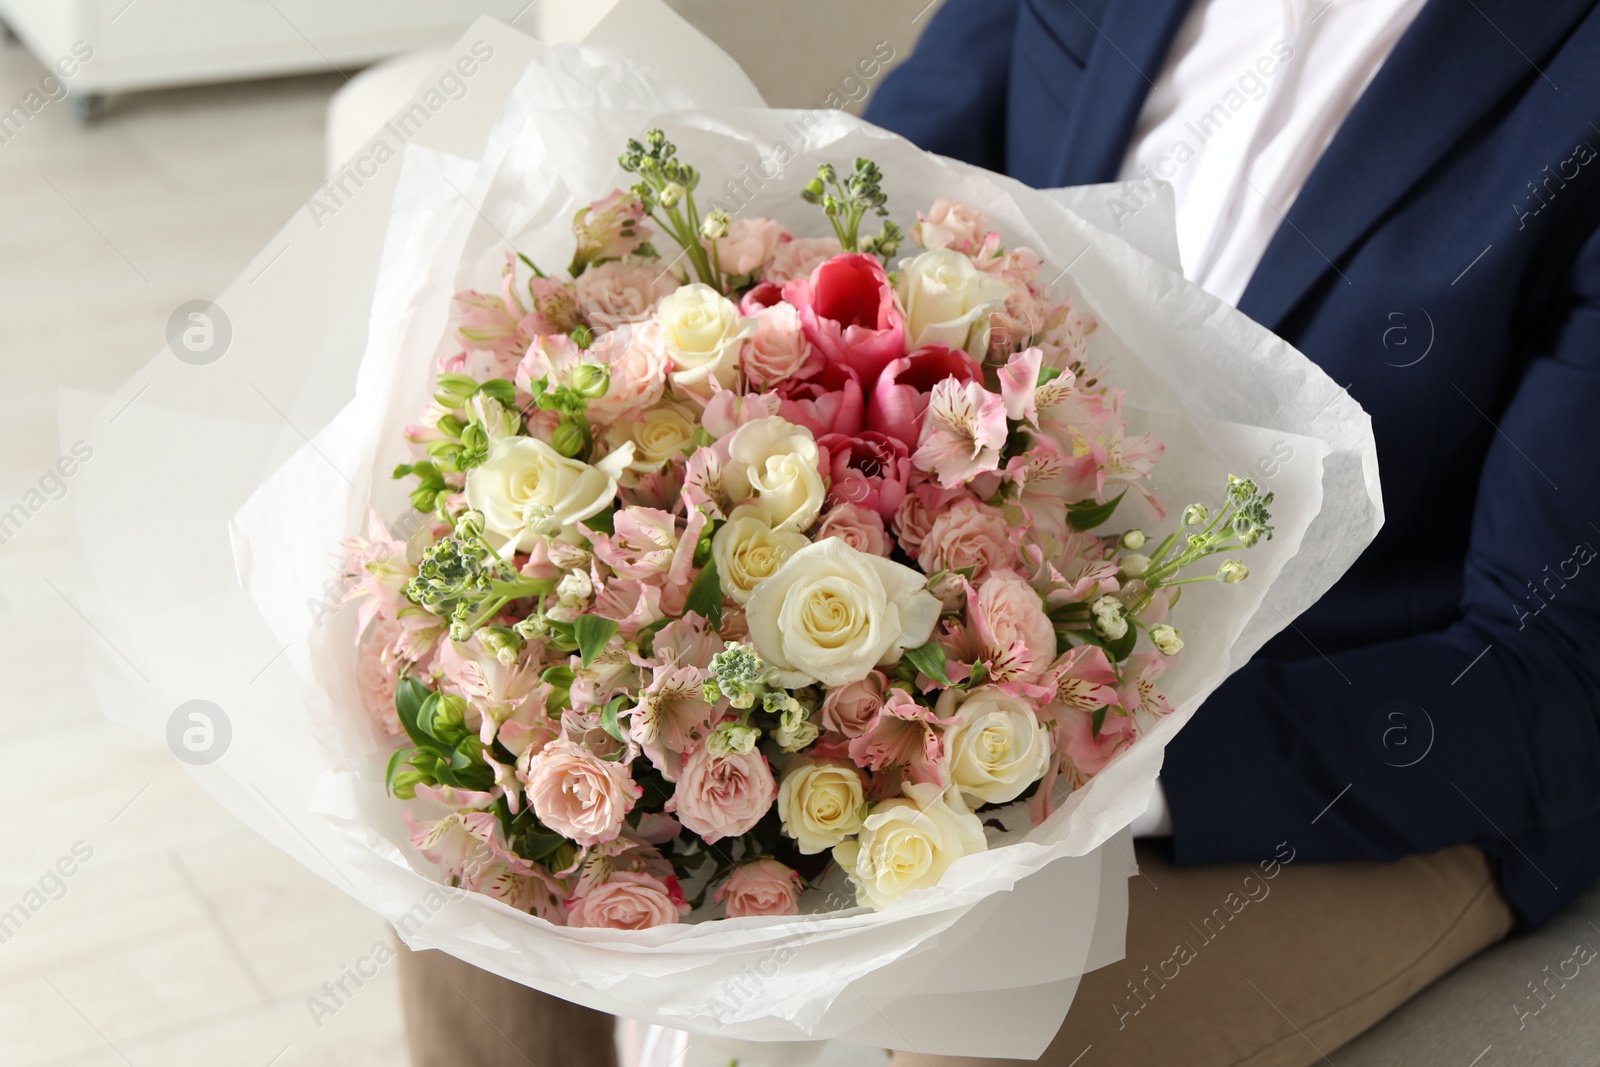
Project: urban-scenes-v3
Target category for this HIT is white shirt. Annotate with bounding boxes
[1116,0,1427,306]
[1119,0,1424,837]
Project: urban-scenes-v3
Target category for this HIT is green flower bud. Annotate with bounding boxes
[1120,529,1146,550]
[434,373,479,407]
[454,509,485,539]
[550,419,587,458]
[1182,504,1208,526]
[571,363,610,399]
[707,721,760,756]
[1218,559,1249,583]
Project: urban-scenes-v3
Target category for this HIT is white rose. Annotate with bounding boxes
[465,436,634,551]
[832,782,987,910]
[722,416,825,531]
[745,537,941,688]
[896,247,1011,357]
[777,757,866,854]
[712,515,809,604]
[603,401,697,480]
[655,282,754,393]
[935,686,1051,806]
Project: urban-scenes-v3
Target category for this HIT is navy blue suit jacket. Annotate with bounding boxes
[867,0,1600,927]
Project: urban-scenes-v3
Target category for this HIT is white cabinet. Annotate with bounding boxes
[0,0,533,107]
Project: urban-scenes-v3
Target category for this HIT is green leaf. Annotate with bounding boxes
[384,747,414,797]
[599,694,627,743]
[541,665,576,689]
[583,508,616,538]
[1091,705,1108,738]
[901,641,953,686]
[1067,489,1128,532]
[684,561,724,628]
[394,679,434,749]
[574,614,620,668]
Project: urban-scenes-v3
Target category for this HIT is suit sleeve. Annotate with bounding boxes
[1161,224,1600,889]
[863,0,1021,171]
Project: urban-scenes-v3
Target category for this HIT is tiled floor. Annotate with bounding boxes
[0,37,406,1067]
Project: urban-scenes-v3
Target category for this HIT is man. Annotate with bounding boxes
[397,2,1600,1063]
[859,0,1600,1062]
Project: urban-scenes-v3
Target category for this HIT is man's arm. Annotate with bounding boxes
[863,0,1021,172]
[1162,224,1600,879]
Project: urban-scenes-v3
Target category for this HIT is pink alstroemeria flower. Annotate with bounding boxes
[848,687,945,786]
[911,377,1010,488]
[867,344,984,449]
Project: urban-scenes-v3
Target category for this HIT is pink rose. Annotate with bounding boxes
[912,199,989,254]
[782,253,906,392]
[575,261,679,327]
[818,431,909,519]
[969,570,1058,683]
[766,236,844,284]
[891,491,933,557]
[918,498,1013,581]
[714,858,802,918]
[816,501,890,556]
[356,620,403,737]
[517,738,641,847]
[743,302,821,389]
[668,745,777,844]
[566,870,689,929]
[819,670,887,738]
[583,322,669,424]
[867,345,984,449]
[707,217,785,276]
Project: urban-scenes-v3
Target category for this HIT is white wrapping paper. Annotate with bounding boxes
[66,9,1381,1060]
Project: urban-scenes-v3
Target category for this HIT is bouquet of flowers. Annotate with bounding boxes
[72,12,1378,1055]
[352,130,1279,928]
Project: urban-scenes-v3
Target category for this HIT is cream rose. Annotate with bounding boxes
[465,436,634,551]
[712,515,809,604]
[721,416,826,531]
[745,537,941,687]
[896,247,1011,357]
[935,686,1051,806]
[777,757,866,854]
[603,401,697,480]
[832,782,987,910]
[655,282,754,394]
